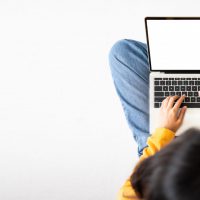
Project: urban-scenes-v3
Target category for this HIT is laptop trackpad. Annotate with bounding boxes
[176,109,200,136]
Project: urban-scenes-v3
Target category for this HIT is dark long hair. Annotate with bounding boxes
[130,128,200,200]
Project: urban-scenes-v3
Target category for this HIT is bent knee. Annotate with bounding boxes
[108,39,132,74]
[108,39,129,64]
[108,39,145,70]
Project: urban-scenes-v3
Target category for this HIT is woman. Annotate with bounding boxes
[109,39,199,200]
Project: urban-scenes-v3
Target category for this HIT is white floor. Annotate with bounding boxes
[0,1,200,200]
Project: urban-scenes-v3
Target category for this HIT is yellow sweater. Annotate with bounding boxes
[117,128,175,200]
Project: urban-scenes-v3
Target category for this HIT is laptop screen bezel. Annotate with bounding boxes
[145,17,200,73]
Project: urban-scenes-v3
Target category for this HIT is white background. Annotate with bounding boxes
[0,1,200,200]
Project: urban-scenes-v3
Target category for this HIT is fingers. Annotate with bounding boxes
[167,95,179,109]
[177,106,187,124]
[173,95,186,111]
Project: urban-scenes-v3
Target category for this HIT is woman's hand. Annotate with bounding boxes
[157,95,187,132]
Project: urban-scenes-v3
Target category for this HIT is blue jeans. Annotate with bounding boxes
[109,39,150,157]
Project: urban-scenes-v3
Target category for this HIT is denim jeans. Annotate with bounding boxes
[109,39,150,157]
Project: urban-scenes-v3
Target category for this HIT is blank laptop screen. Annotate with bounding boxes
[146,19,200,71]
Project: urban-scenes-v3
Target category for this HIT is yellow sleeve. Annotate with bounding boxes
[140,127,175,160]
[117,128,175,200]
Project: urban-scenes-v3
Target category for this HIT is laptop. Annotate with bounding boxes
[145,17,200,136]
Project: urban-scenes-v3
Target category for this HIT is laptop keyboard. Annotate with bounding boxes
[154,77,200,108]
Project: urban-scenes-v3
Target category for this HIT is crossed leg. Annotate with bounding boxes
[109,39,150,156]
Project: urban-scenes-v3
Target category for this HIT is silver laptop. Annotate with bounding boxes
[145,17,200,136]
